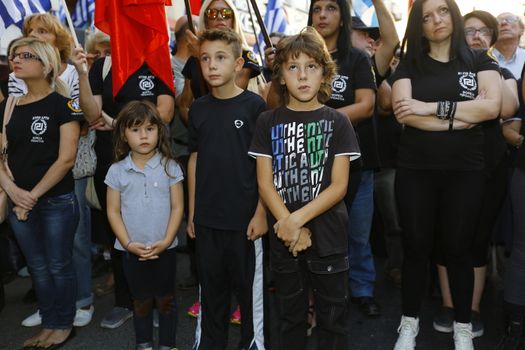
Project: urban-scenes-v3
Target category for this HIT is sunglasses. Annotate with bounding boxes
[205,8,233,20]
[8,52,42,62]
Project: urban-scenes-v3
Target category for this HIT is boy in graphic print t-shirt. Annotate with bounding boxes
[249,28,360,349]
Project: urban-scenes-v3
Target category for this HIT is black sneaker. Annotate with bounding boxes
[471,311,484,338]
[433,306,454,333]
[495,320,524,350]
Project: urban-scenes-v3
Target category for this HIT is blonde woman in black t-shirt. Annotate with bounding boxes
[390,0,501,349]
[0,37,81,350]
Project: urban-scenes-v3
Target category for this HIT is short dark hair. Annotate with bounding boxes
[400,0,472,74]
[307,0,353,57]
[272,27,336,105]
[464,10,499,46]
[198,28,242,58]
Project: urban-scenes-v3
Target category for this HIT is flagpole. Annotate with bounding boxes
[248,0,272,48]
[184,0,196,34]
[246,0,263,57]
[59,0,80,47]
[59,0,88,74]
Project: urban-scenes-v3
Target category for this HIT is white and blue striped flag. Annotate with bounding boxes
[0,0,52,32]
[71,0,94,28]
[352,0,378,27]
[255,0,287,55]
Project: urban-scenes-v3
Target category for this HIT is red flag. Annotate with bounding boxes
[95,0,175,97]
[190,0,201,15]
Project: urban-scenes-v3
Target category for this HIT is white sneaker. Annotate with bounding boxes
[21,310,41,327]
[453,321,474,350]
[73,305,95,327]
[394,315,419,350]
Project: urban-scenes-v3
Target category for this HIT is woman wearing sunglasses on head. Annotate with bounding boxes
[178,0,262,123]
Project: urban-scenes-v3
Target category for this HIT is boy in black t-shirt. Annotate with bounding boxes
[186,29,267,350]
[249,28,361,349]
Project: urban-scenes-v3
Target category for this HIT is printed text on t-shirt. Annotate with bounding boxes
[271,120,334,204]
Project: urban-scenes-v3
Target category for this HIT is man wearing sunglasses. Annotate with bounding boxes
[493,12,525,79]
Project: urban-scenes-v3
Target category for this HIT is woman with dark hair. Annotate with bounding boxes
[390,0,501,349]
[307,0,380,318]
[433,9,519,339]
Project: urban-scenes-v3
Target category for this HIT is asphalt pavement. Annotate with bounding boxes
[0,244,506,350]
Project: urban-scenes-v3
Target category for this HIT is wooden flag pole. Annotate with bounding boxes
[184,0,196,34]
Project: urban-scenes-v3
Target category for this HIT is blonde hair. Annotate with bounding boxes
[198,0,250,50]
[85,30,110,54]
[198,0,266,93]
[10,37,68,97]
[23,13,73,63]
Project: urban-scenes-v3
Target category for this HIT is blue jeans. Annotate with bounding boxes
[10,192,79,328]
[74,178,93,309]
[347,170,376,297]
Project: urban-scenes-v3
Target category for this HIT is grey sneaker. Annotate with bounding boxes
[433,306,454,333]
[100,307,133,329]
[471,311,484,338]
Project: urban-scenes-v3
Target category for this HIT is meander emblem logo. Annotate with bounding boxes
[31,116,47,136]
[458,72,477,92]
[139,76,155,91]
[332,75,348,94]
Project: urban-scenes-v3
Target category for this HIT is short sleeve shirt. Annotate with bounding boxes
[390,49,500,170]
[89,59,174,169]
[104,152,184,251]
[249,106,361,257]
[0,92,83,197]
[326,48,379,170]
[188,90,266,230]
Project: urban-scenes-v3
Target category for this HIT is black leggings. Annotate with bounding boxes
[396,168,484,323]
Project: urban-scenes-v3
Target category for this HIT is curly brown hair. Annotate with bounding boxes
[113,101,176,176]
[272,27,337,106]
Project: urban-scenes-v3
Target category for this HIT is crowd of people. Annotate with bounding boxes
[0,0,525,349]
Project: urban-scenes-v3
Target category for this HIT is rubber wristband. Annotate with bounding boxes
[125,240,133,251]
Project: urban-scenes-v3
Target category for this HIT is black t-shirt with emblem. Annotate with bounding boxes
[249,106,361,257]
[391,49,500,170]
[188,90,266,230]
[325,49,379,170]
[89,58,174,169]
[182,49,261,99]
[0,92,83,197]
